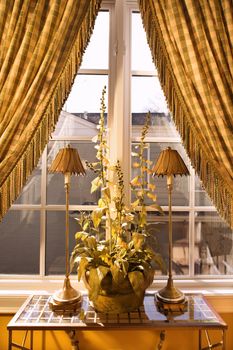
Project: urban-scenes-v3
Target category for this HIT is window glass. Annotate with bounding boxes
[131,12,156,72]
[15,165,41,205]
[80,11,109,70]
[47,141,100,205]
[195,176,213,206]
[131,142,190,206]
[52,110,99,138]
[0,210,40,274]
[63,75,108,114]
[46,211,79,275]
[194,212,233,275]
[132,113,180,138]
[131,76,168,114]
[147,211,189,276]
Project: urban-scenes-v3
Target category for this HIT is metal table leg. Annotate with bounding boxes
[8,330,12,350]
[156,330,165,350]
[199,329,225,350]
[67,330,80,350]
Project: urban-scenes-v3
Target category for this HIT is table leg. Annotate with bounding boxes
[199,330,202,350]
[222,329,226,350]
[21,330,28,348]
[67,330,80,350]
[8,330,12,350]
[156,330,165,350]
[30,330,33,350]
[199,329,225,350]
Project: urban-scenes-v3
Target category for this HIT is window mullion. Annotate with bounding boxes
[108,0,131,205]
[189,166,196,278]
[39,147,47,277]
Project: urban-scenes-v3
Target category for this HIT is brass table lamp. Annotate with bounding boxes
[153,147,189,304]
[49,145,86,311]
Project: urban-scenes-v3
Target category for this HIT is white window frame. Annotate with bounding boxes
[0,0,233,302]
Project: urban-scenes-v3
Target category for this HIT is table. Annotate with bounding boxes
[7,293,227,350]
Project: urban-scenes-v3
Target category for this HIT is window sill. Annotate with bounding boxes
[0,277,232,313]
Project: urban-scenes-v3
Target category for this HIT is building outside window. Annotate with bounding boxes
[0,1,232,286]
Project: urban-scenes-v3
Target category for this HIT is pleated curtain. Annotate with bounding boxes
[138,0,233,228]
[0,0,102,220]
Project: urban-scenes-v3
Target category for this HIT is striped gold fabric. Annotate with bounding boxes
[138,0,233,228]
[0,0,101,220]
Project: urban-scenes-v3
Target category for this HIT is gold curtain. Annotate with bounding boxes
[0,0,102,219]
[138,0,233,228]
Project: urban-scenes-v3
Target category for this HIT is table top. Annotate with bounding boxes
[7,293,227,331]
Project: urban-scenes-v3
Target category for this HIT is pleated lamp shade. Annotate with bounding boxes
[152,147,189,176]
[49,145,86,175]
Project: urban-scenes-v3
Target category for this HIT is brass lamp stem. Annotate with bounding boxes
[167,175,173,284]
[65,173,71,278]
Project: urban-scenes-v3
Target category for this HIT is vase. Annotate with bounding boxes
[83,268,154,314]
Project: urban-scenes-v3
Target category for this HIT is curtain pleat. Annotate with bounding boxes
[138,0,233,228]
[0,0,102,220]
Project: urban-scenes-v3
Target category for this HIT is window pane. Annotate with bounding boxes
[132,113,180,138]
[131,12,156,72]
[46,210,80,275]
[14,162,41,205]
[131,143,190,206]
[80,11,109,69]
[52,111,99,138]
[195,176,213,206]
[0,210,40,274]
[194,212,233,275]
[47,141,100,205]
[63,75,108,114]
[147,211,189,276]
[131,76,168,113]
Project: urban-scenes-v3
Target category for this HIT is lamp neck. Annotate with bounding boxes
[167,174,173,190]
[64,172,71,186]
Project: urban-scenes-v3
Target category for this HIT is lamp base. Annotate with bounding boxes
[49,276,82,313]
[156,277,185,304]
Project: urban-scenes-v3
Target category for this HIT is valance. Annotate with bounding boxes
[138,0,233,228]
[0,0,101,219]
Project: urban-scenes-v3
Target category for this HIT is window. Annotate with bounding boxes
[0,1,232,285]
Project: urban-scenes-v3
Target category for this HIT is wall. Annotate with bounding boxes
[0,298,232,350]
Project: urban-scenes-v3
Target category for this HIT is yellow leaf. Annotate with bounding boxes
[131,152,139,156]
[148,204,164,214]
[130,176,141,187]
[132,232,145,250]
[139,211,147,226]
[131,199,140,208]
[137,190,143,197]
[128,271,145,297]
[133,162,140,168]
[148,183,156,190]
[98,198,106,208]
[91,176,102,193]
[78,257,89,281]
[91,208,104,228]
[86,236,97,249]
[147,192,157,201]
[91,135,98,143]
[101,186,111,201]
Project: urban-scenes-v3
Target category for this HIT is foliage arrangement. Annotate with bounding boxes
[71,87,163,302]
